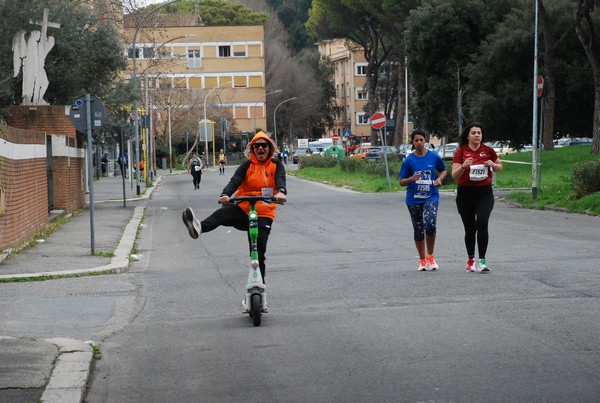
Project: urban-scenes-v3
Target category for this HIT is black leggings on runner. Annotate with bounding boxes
[455,186,494,259]
[200,204,272,281]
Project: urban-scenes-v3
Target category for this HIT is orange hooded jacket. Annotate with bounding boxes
[220,131,287,220]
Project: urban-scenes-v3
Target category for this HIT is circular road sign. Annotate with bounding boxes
[332,134,340,141]
[370,112,386,130]
[537,75,544,98]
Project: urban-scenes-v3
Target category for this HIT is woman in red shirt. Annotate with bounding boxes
[451,123,503,273]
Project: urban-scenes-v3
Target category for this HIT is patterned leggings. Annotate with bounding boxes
[407,201,439,241]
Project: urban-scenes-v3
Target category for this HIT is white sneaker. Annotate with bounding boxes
[418,259,427,271]
[182,207,201,239]
[477,258,491,273]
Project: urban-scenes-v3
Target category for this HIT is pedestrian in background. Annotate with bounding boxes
[451,122,503,273]
[282,148,289,165]
[399,129,447,271]
[187,151,203,190]
[218,149,227,175]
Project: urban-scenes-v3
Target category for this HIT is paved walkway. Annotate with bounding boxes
[0,170,169,403]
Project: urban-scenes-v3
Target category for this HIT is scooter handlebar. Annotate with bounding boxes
[221,196,285,205]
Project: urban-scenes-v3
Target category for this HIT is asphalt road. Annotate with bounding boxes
[81,170,599,402]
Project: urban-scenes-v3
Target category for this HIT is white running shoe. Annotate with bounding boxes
[182,207,201,239]
[477,258,491,273]
[418,259,427,271]
[426,255,439,271]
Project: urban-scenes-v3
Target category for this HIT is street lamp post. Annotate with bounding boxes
[132,0,182,194]
[253,89,282,133]
[201,81,231,167]
[273,97,297,148]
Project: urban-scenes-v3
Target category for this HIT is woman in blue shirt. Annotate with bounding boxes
[399,130,448,271]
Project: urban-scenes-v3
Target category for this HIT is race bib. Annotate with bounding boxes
[414,179,433,199]
[469,164,488,181]
[194,165,201,171]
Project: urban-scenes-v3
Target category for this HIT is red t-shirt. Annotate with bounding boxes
[453,144,498,187]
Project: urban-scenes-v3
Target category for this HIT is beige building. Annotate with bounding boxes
[317,38,371,143]
[124,14,267,149]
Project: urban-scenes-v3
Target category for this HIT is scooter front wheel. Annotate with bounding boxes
[251,293,261,327]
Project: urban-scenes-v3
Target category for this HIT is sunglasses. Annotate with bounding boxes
[253,143,269,149]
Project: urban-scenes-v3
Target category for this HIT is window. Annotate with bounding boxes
[233,45,246,57]
[157,48,171,59]
[356,63,367,76]
[218,45,231,57]
[142,47,154,59]
[188,50,201,68]
[355,87,368,100]
[233,76,246,88]
[357,113,369,124]
[127,46,140,59]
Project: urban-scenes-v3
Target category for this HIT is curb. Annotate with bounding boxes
[40,338,93,403]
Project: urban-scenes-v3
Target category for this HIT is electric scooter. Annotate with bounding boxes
[227,195,281,327]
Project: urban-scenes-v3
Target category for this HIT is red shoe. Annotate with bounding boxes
[466,259,476,272]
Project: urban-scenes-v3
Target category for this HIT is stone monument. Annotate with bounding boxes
[12,8,60,105]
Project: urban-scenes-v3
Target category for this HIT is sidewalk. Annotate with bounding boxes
[0,170,167,403]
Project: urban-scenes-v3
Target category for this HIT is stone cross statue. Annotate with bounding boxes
[12,8,60,105]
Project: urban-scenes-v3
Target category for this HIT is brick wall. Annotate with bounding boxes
[0,106,86,251]
[0,127,49,250]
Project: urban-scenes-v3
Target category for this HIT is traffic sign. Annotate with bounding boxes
[370,112,386,130]
[332,134,339,141]
[343,129,351,137]
[70,95,105,133]
[537,75,544,98]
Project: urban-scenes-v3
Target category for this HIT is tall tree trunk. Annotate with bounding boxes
[574,0,600,154]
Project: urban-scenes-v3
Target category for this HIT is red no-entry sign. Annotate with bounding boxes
[537,75,544,98]
[370,112,386,130]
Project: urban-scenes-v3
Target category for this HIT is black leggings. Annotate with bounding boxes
[455,186,494,259]
[191,170,202,187]
[200,204,272,280]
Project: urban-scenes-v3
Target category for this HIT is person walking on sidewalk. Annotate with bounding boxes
[187,151,203,190]
[399,129,447,271]
[182,131,287,282]
[451,122,503,273]
[218,149,227,175]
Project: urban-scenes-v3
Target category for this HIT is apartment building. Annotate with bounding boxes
[317,38,371,143]
[124,14,266,148]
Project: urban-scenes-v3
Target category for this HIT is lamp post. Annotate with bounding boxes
[132,0,182,194]
[273,97,297,148]
[253,89,282,133]
[201,81,231,167]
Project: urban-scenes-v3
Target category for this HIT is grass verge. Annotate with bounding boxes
[290,145,600,215]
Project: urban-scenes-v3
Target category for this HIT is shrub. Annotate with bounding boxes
[298,155,337,169]
[338,157,363,173]
[572,159,600,198]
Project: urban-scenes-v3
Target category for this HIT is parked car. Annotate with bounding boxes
[404,143,435,158]
[292,148,311,164]
[396,144,411,160]
[569,137,594,146]
[485,141,516,155]
[437,142,458,160]
[349,146,372,159]
[365,146,398,161]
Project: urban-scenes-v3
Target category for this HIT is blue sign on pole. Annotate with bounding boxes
[343,129,351,137]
